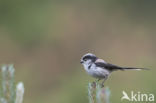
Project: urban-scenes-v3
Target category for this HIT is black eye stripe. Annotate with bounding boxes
[83,56,97,61]
[83,56,92,60]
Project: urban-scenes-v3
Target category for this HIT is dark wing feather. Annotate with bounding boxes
[95,62,123,71]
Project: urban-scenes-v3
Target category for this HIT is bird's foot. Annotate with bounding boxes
[98,78,101,81]
[101,83,104,88]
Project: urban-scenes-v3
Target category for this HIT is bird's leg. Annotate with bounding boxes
[101,79,105,88]
[95,78,101,83]
[101,76,108,88]
[98,78,101,82]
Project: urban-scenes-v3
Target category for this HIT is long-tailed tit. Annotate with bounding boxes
[80,53,148,87]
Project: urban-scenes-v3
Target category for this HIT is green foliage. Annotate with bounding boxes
[0,65,24,103]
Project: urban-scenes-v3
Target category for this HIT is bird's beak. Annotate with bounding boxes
[80,61,83,64]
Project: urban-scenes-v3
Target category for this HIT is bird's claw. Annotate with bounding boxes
[101,83,104,88]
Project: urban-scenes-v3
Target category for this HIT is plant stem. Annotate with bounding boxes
[88,82,111,103]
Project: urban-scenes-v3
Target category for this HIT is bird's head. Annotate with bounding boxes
[80,53,97,65]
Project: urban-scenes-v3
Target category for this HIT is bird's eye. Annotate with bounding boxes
[84,59,87,61]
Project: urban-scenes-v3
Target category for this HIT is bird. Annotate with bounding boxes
[80,53,149,87]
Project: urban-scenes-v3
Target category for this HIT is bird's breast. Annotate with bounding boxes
[83,64,110,78]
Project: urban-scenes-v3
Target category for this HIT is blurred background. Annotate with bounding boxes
[0,0,156,103]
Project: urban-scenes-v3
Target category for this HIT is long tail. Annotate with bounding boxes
[122,67,150,71]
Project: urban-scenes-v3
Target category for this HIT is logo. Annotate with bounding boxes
[121,91,154,102]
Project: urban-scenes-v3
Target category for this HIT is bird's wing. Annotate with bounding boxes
[95,62,123,71]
